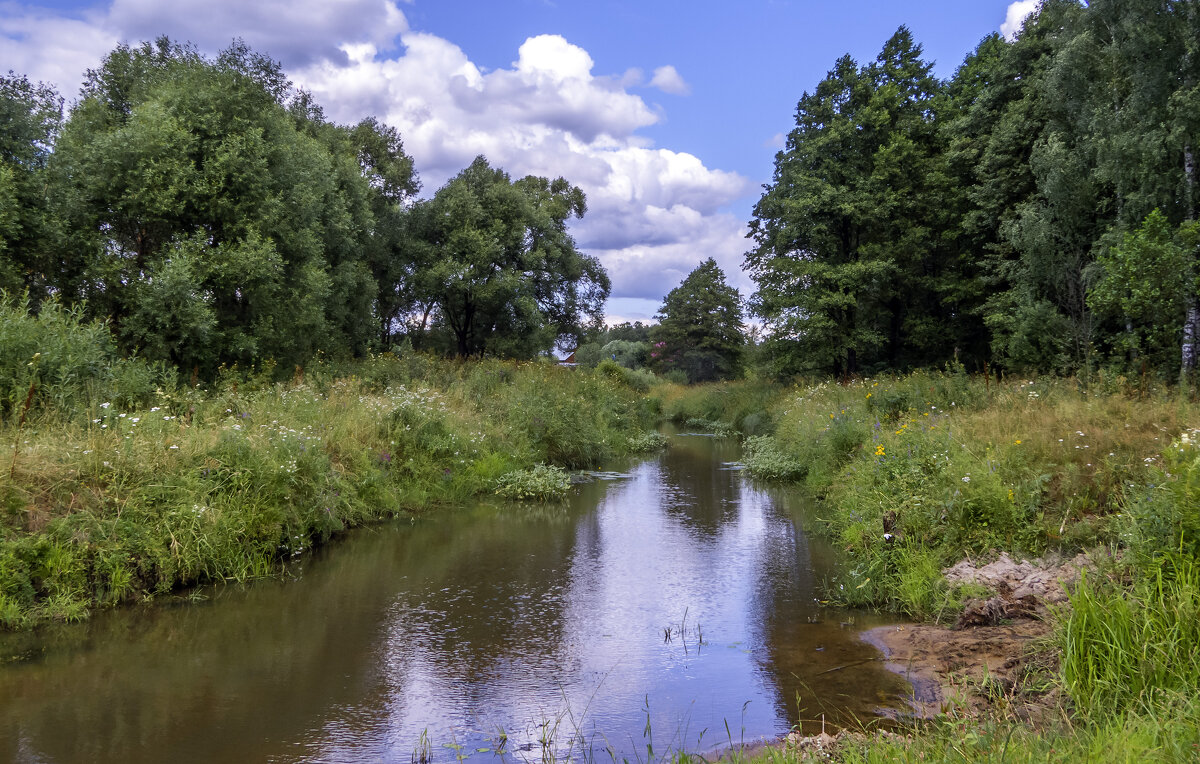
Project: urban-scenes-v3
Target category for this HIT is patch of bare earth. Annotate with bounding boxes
[861,552,1092,723]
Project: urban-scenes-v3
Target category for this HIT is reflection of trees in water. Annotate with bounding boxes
[749,492,913,733]
[0,499,597,763]
[0,441,910,760]
[656,435,744,536]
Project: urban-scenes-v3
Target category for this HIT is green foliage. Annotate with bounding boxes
[413,157,610,358]
[493,464,571,502]
[742,435,805,481]
[595,358,656,393]
[626,431,667,453]
[650,258,744,383]
[1088,210,1198,373]
[44,38,412,373]
[747,27,971,377]
[0,73,62,302]
[750,4,1200,380]
[1120,429,1200,569]
[1060,559,1200,721]
[0,340,655,629]
[0,294,168,419]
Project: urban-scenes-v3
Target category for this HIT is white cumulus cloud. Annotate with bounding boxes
[649,64,689,95]
[1001,0,1039,42]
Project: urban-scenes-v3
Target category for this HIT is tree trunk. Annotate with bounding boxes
[1181,302,1199,387]
[1184,144,1197,387]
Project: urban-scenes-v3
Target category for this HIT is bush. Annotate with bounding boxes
[0,294,171,420]
[626,431,667,453]
[493,464,571,502]
[742,435,805,480]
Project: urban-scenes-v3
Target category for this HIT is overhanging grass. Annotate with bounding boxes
[0,355,657,630]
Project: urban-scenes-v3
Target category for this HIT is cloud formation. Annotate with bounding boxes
[0,0,750,321]
[1000,0,1038,41]
[649,65,689,95]
[288,31,750,316]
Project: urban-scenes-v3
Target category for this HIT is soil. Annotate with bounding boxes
[859,551,1095,723]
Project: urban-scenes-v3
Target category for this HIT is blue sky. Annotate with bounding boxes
[0,0,1038,323]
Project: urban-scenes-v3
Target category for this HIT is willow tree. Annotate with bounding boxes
[416,156,609,358]
[49,38,416,373]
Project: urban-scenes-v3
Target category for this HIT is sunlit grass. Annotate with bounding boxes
[0,355,658,629]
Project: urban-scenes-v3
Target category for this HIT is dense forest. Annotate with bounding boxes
[749,0,1200,383]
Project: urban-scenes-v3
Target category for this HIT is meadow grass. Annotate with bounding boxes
[655,371,1198,619]
[0,348,657,629]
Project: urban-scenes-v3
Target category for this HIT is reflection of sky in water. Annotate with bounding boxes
[0,433,908,764]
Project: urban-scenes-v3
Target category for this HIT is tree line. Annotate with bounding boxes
[6,2,1200,388]
[747,0,1200,383]
[0,38,608,376]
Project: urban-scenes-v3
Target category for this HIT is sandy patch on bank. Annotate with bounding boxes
[861,551,1094,720]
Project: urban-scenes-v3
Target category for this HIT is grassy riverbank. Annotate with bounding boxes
[0,302,659,629]
[657,371,1200,762]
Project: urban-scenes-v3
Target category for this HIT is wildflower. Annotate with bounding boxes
[875,445,885,456]
[865,392,872,399]
[1014,439,1022,445]
[100,402,111,409]
[169,445,179,450]
[131,417,140,423]
[962,475,970,483]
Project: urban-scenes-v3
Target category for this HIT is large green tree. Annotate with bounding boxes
[415,156,609,358]
[746,27,959,377]
[48,39,416,373]
[650,258,744,383]
[0,73,62,302]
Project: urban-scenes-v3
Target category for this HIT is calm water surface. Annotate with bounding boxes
[0,431,910,762]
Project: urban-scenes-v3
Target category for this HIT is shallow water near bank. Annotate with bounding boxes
[0,430,909,762]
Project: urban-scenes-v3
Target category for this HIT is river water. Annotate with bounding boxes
[0,430,910,763]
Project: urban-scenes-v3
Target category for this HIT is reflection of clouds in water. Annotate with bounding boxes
[0,436,907,763]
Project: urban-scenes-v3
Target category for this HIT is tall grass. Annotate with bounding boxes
[0,328,657,629]
[1059,558,1200,721]
[658,371,1198,620]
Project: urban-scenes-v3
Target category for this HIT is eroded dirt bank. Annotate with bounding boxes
[862,552,1093,721]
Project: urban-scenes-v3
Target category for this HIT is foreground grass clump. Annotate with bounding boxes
[493,464,571,502]
[0,331,656,629]
[732,703,1200,763]
[1060,557,1200,722]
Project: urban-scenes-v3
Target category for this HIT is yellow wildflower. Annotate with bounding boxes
[875,445,885,456]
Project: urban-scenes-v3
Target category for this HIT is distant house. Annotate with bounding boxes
[557,349,578,367]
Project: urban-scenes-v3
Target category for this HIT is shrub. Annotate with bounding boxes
[0,294,171,419]
[493,464,571,502]
[626,431,667,453]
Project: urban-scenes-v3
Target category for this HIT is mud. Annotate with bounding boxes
[860,552,1093,722]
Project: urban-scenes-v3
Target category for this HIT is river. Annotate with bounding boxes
[0,429,910,763]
